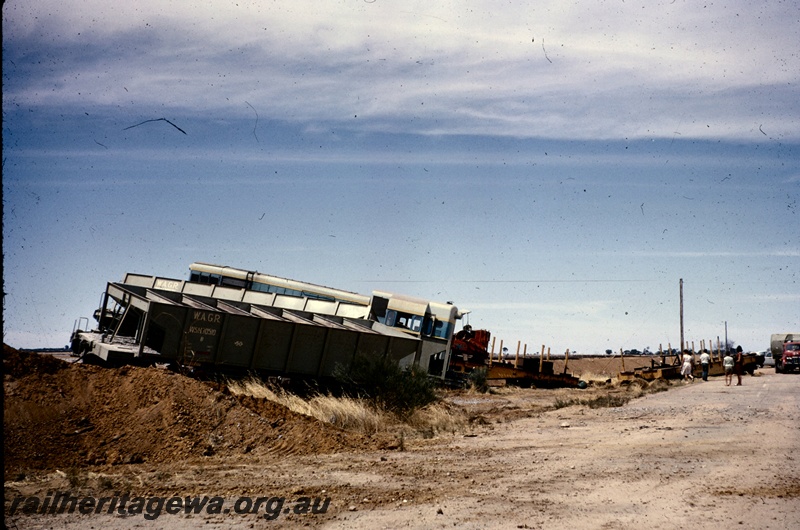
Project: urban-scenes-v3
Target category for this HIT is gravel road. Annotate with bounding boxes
[6,370,798,529]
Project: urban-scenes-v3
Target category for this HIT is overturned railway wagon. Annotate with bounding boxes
[71,263,465,379]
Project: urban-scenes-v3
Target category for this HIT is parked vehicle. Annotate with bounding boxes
[762,350,775,368]
[771,333,800,373]
[751,350,766,368]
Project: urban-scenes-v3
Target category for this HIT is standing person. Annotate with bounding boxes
[699,349,711,381]
[723,350,734,386]
[681,350,694,382]
[734,346,744,386]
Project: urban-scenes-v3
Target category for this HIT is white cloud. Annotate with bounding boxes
[4,0,799,141]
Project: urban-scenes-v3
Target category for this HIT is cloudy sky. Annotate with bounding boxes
[3,1,798,355]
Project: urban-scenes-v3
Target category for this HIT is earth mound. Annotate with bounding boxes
[3,344,70,379]
[3,345,392,478]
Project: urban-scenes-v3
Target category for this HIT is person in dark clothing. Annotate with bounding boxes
[734,346,744,386]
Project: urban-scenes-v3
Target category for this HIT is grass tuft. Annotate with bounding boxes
[226,375,463,438]
[552,394,631,409]
[226,376,389,434]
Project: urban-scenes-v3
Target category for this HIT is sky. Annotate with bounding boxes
[3,0,798,355]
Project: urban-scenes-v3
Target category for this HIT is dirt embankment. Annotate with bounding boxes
[3,345,394,477]
[5,345,797,529]
[0,346,668,478]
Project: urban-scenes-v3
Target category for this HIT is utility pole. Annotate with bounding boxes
[679,278,684,353]
[724,320,728,352]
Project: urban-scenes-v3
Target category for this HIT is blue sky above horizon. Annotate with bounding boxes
[3,1,798,354]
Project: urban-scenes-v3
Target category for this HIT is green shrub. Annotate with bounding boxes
[333,355,438,417]
[467,367,489,393]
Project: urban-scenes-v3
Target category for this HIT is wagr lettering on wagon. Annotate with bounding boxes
[154,279,182,291]
[193,311,221,323]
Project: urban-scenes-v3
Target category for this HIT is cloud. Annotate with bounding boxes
[4,1,799,141]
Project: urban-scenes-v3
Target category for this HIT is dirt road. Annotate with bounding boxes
[6,368,798,529]
[322,371,800,529]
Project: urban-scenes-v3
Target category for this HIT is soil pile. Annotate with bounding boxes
[3,345,392,478]
[3,346,69,379]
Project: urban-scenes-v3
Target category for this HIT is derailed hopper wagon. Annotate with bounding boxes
[71,275,421,378]
[70,263,461,380]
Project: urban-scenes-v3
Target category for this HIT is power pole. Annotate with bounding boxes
[724,321,728,352]
[679,278,684,353]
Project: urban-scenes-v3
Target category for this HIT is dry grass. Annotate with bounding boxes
[579,371,615,384]
[552,376,674,409]
[307,394,390,434]
[226,376,389,434]
[225,376,465,437]
[553,394,630,410]
[405,402,468,436]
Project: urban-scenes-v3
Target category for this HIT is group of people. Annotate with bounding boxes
[681,346,744,386]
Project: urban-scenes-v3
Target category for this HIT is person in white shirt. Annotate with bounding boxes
[680,350,694,382]
[723,351,735,386]
[699,350,711,381]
